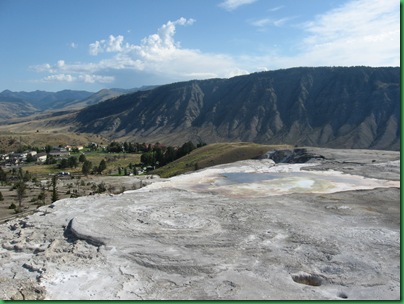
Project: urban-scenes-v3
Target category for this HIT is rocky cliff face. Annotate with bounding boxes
[75,67,400,150]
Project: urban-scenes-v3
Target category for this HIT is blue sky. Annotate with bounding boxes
[0,0,399,92]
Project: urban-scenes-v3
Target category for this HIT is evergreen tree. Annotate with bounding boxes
[59,158,69,169]
[108,141,123,153]
[51,175,58,203]
[154,147,164,166]
[17,167,24,180]
[141,151,156,166]
[79,154,86,163]
[178,141,196,157]
[15,180,26,208]
[98,159,107,173]
[68,156,78,168]
[165,146,176,164]
[123,142,129,153]
[82,160,92,176]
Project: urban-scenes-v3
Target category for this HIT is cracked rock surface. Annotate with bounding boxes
[0,148,400,300]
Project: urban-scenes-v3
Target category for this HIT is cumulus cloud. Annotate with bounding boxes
[31,0,398,88]
[219,0,258,11]
[44,74,75,82]
[88,17,196,60]
[106,35,124,52]
[32,59,116,84]
[89,40,103,56]
[32,17,247,86]
[32,63,53,73]
[57,60,65,68]
[41,73,114,84]
[78,74,115,84]
[89,35,125,55]
[118,17,246,79]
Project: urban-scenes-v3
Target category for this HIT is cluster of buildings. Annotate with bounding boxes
[0,145,85,167]
[1,150,41,167]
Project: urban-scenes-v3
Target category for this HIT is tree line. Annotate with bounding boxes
[139,141,203,167]
[104,140,206,168]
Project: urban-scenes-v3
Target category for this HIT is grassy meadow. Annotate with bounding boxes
[152,142,292,178]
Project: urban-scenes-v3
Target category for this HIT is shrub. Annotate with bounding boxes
[97,182,106,193]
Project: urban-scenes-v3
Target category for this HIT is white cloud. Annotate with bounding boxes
[250,18,271,27]
[298,0,399,66]
[57,60,65,68]
[268,5,284,12]
[32,17,247,86]
[32,63,53,73]
[69,42,78,49]
[90,35,125,55]
[219,0,258,11]
[89,40,104,56]
[88,18,195,58]
[78,74,114,84]
[246,0,399,69]
[273,17,294,27]
[41,73,114,84]
[31,0,398,88]
[250,16,293,28]
[124,17,246,79]
[44,74,75,82]
[106,35,124,52]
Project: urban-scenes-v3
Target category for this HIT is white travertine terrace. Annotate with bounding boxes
[0,155,400,300]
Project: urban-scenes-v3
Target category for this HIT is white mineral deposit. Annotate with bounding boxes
[0,148,400,300]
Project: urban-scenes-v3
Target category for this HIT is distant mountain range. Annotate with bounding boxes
[0,67,399,150]
[0,86,157,119]
[0,90,92,117]
[74,66,400,150]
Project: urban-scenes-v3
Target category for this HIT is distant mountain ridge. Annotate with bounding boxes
[0,86,158,120]
[62,86,159,110]
[0,89,92,119]
[74,66,400,150]
[0,89,92,110]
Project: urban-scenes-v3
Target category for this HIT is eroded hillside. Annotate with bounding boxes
[74,67,400,150]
